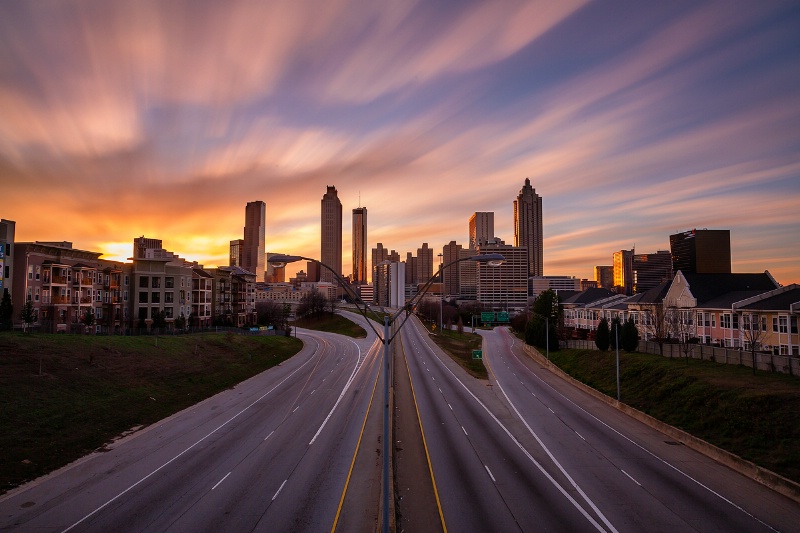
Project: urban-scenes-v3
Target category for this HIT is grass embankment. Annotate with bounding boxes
[427,328,487,379]
[294,312,367,338]
[0,332,302,494]
[547,348,800,483]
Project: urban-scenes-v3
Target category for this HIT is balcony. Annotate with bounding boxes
[51,296,70,304]
[46,275,68,285]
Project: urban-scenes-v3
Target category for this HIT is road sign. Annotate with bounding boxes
[497,311,510,323]
[472,350,482,359]
[481,312,495,323]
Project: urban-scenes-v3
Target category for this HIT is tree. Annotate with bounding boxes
[741,312,768,374]
[622,317,639,352]
[82,308,95,333]
[175,314,187,331]
[667,307,696,363]
[151,308,167,330]
[641,304,670,356]
[21,300,35,333]
[297,288,327,318]
[526,290,560,352]
[456,315,464,335]
[256,300,289,330]
[595,318,610,351]
[0,290,12,330]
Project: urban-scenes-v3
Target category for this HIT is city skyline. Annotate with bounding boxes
[1,1,798,284]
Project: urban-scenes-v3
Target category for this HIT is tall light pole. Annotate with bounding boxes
[438,253,443,334]
[268,252,504,532]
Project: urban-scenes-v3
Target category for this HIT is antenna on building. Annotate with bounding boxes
[358,191,361,207]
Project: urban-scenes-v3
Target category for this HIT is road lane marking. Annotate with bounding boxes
[420,323,612,533]
[484,465,496,482]
[211,472,231,490]
[462,426,468,436]
[61,340,323,533]
[309,338,373,445]
[403,346,448,533]
[503,334,779,533]
[264,430,275,441]
[548,407,555,413]
[272,479,287,501]
[576,431,586,441]
[311,389,316,395]
[331,351,381,533]
[621,470,641,486]
[448,403,453,411]
[293,406,299,413]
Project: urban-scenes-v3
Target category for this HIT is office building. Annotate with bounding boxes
[670,229,731,274]
[594,265,614,289]
[613,249,634,295]
[417,243,434,285]
[352,207,367,284]
[372,243,389,284]
[476,238,529,310]
[459,248,478,300]
[530,276,582,298]
[632,250,673,293]
[242,201,266,280]
[469,212,494,249]
[442,241,462,297]
[405,252,418,285]
[374,261,406,308]
[321,186,342,283]
[229,239,243,267]
[0,219,15,301]
[513,178,543,277]
[265,252,285,283]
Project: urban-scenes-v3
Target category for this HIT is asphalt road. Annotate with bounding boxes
[0,328,382,532]
[401,319,800,532]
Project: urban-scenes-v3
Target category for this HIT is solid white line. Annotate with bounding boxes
[462,426,468,436]
[62,340,322,533]
[309,338,373,445]
[264,430,275,441]
[621,470,641,486]
[212,472,231,491]
[448,403,453,411]
[548,407,555,413]
[272,479,287,501]
[419,325,610,533]
[576,431,586,441]
[485,465,496,482]
[499,328,778,533]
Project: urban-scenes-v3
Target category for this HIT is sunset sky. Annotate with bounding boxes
[2,0,799,284]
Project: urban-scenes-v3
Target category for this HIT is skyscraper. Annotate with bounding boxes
[321,186,342,283]
[352,207,367,284]
[469,212,494,249]
[442,241,462,297]
[613,249,634,295]
[513,178,543,277]
[243,201,266,278]
[372,243,389,283]
[670,229,731,275]
[417,243,433,284]
[229,239,244,267]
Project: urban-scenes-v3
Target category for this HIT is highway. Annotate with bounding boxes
[0,328,382,532]
[400,318,800,532]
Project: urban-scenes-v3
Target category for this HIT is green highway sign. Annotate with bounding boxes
[472,350,483,359]
[497,312,510,323]
[480,312,495,322]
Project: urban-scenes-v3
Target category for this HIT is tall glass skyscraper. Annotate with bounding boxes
[513,178,543,277]
[321,186,342,283]
[243,201,265,280]
[352,207,367,283]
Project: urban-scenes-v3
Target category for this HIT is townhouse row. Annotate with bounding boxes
[561,271,799,356]
[9,241,257,333]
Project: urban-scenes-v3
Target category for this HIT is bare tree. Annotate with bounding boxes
[667,307,696,363]
[740,311,768,374]
[297,289,327,318]
[641,303,670,356]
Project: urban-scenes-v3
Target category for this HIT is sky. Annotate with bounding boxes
[1,0,799,284]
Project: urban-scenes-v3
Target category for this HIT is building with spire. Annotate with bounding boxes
[513,178,543,277]
[321,186,342,283]
[352,206,367,284]
[242,201,266,280]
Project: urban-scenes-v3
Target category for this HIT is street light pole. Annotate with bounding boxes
[438,254,443,334]
[615,319,621,401]
[268,252,504,532]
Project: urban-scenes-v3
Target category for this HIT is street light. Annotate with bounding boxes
[268,252,503,532]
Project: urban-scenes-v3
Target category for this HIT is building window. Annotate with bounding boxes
[722,314,731,329]
[35,266,40,280]
[152,277,161,289]
[791,317,798,335]
[139,292,148,303]
[165,277,174,288]
[780,345,788,356]
[123,290,128,302]
[164,307,173,318]
[124,275,129,286]
[778,316,788,334]
[28,265,33,280]
[152,292,160,304]
[140,276,149,288]
[96,307,102,319]
[165,292,174,303]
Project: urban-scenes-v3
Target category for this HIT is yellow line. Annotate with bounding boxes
[330,342,381,533]
[403,341,448,533]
